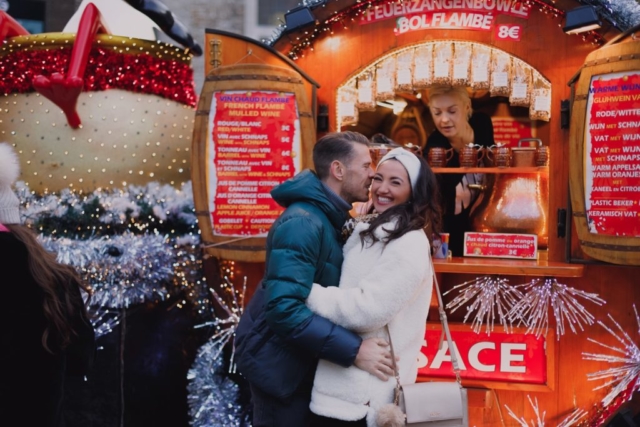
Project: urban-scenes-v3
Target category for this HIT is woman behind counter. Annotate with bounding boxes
[423,85,495,256]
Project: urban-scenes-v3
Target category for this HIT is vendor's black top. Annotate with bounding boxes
[423,112,495,256]
[0,232,95,427]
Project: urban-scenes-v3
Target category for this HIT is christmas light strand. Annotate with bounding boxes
[444,276,523,334]
[267,0,606,59]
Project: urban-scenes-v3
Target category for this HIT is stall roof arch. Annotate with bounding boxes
[336,40,552,128]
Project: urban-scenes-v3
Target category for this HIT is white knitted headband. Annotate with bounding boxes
[378,147,421,190]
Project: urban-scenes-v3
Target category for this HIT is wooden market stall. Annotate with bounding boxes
[192,1,640,425]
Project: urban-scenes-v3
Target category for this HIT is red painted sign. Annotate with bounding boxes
[584,72,640,237]
[207,91,301,236]
[359,0,530,35]
[494,23,522,41]
[491,117,533,147]
[360,0,531,24]
[463,232,538,259]
[418,326,547,385]
[394,12,495,33]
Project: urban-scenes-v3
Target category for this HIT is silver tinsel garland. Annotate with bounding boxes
[188,276,250,427]
[445,276,523,334]
[577,0,640,32]
[509,278,606,338]
[583,305,640,407]
[16,180,197,238]
[40,234,175,308]
[14,181,211,340]
[187,340,251,427]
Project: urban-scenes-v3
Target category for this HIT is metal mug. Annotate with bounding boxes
[369,144,393,166]
[460,143,485,167]
[486,144,511,168]
[536,145,549,167]
[427,147,454,167]
[403,142,423,157]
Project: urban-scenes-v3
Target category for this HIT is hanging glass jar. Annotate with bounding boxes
[413,44,433,90]
[490,50,511,97]
[530,73,552,121]
[433,42,453,85]
[470,44,491,90]
[338,86,359,127]
[356,72,377,111]
[395,49,414,93]
[510,59,532,107]
[452,42,471,87]
[375,56,396,102]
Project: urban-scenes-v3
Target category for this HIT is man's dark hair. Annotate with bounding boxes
[312,131,370,180]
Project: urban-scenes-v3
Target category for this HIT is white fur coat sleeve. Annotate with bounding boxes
[306,221,431,333]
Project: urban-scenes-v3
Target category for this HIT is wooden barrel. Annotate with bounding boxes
[569,38,640,265]
[191,63,316,262]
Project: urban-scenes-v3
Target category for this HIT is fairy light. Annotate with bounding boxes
[0,34,196,193]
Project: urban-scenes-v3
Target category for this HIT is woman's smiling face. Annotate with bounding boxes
[371,159,411,214]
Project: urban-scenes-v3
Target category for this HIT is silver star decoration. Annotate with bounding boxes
[583,305,640,406]
[194,275,247,373]
[445,276,523,334]
[508,278,605,338]
[505,396,586,427]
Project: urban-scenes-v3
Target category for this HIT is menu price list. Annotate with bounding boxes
[209,91,300,236]
[585,72,640,237]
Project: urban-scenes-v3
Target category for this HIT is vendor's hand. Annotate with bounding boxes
[354,338,394,381]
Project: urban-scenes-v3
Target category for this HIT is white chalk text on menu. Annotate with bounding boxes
[207,91,302,237]
[585,71,640,237]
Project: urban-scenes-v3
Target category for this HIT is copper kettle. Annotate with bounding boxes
[470,139,549,247]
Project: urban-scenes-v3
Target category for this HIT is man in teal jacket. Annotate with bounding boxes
[235,131,395,427]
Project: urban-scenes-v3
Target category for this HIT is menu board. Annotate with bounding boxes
[584,72,640,237]
[491,117,533,147]
[207,91,302,237]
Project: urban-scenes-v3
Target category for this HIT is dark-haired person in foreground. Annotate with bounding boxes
[0,142,95,427]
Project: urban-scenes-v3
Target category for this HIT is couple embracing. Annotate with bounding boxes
[235,131,442,427]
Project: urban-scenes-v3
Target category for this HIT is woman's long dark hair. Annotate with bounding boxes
[7,224,91,353]
[360,155,442,248]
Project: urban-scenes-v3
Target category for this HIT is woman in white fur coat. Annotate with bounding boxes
[306,147,442,427]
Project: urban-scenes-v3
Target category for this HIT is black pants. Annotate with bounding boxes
[309,413,367,427]
[250,383,312,427]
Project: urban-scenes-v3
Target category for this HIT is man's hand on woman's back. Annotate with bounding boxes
[354,338,395,381]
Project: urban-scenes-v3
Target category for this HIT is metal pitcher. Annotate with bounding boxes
[470,168,549,248]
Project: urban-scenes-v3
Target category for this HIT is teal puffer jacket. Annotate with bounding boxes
[235,170,362,399]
